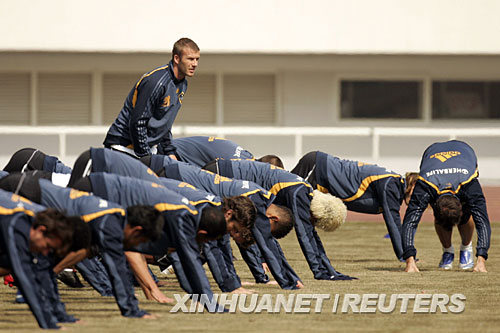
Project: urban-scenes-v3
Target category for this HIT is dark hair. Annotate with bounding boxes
[222,196,256,248]
[172,38,199,60]
[198,206,226,240]
[257,155,284,169]
[33,209,76,256]
[434,195,462,228]
[127,205,164,242]
[67,216,92,254]
[271,205,295,239]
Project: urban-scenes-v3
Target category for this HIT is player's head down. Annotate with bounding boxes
[309,190,347,232]
[266,204,294,239]
[434,194,462,229]
[222,196,256,248]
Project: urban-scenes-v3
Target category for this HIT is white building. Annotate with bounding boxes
[1,0,500,181]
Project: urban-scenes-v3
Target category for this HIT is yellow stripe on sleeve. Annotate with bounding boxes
[81,208,126,223]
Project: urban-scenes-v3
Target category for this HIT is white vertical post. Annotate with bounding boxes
[295,134,303,162]
[59,132,66,162]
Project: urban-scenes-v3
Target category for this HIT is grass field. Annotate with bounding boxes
[1,219,499,332]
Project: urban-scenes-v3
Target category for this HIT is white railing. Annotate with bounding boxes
[2,126,500,163]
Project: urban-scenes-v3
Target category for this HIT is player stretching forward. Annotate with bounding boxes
[402,140,491,272]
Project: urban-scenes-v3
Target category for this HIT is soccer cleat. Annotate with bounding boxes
[438,252,454,269]
[15,290,25,304]
[160,265,175,275]
[57,269,85,288]
[459,249,474,269]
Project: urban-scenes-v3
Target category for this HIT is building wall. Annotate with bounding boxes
[1,52,500,183]
[2,0,500,54]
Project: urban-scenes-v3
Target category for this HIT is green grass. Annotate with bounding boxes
[1,220,499,332]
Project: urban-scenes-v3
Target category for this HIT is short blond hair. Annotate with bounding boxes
[310,190,347,232]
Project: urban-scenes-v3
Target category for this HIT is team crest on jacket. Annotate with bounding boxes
[430,151,461,162]
[162,96,171,107]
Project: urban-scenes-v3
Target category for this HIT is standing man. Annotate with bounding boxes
[103,38,200,159]
[402,140,491,273]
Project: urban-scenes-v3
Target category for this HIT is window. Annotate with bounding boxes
[0,73,31,124]
[341,81,421,119]
[176,74,216,124]
[223,74,275,124]
[38,73,91,125]
[102,73,141,125]
[432,81,500,119]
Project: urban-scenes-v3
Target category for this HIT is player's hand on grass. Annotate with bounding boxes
[473,256,487,272]
[266,280,279,286]
[241,281,255,286]
[151,289,174,304]
[231,287,255,294]
[142,313,158,319]
[405,257,419,272]
[296,280,305,289]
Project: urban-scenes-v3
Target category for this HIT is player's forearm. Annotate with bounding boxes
[53,248,88,274]
[125,251,158,295]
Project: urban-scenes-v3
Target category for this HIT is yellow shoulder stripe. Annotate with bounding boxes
[269,181,311,195]
[190,200,221,207]
[417,169,478,195]
[154,203,198,215]
[239,188,273,200]
[81,208,126,223]
[132,65,169,107]
[0,206,35,217]
[343,174,401,202]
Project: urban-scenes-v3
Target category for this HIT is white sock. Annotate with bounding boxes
[443,246,454,254]
[460,242,472,252]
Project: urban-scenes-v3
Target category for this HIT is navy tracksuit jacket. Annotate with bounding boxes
[0,190,61,329]
[402,140,491,260]
[103,61,187,157]
[292,151,405,259]
[172,136,254,167]
[151,155,300,289]
[87,172,221,310]
[208,159,343,280]
[37,179,147,317]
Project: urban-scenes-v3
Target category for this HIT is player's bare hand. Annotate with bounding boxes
[473,256,487,272]
[151,289,174,304]
[142,313,158,319]
[168,154,178,160]
[262,263,270,273]
[296,280,305,289]
[241,281,255,286]
[266,280,279,286]
[231,287,255,294]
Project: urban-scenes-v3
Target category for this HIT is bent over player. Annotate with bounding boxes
[204,159,353,281]
[402,140,491,273]
[290,151,406,260]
